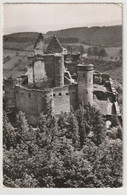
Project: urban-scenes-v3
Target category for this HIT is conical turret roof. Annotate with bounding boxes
[46,34,63,54]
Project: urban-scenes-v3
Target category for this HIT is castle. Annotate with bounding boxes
[4,33,121,126]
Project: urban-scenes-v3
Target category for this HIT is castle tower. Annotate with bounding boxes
[77,63,94,106]
[34,33,44,55]
[54,54,64,87]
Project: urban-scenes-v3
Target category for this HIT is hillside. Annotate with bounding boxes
[48,25,122,47]
[104,66,122,83]
[3,25,122,50]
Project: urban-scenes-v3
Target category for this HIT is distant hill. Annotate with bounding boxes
[3,25,122,50]
[47,25,122,47]
[3,32,40,50]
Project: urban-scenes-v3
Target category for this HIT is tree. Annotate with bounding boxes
[111,115,120,127]
[67,45,72,53]
[94,137,122,187]
[66,113,79,145]
[79,45,85,55]
[98,48,107,57]
[3,105,122,188]
[39,113,48,133]
[3,111,17,150]
[92,110,106,146]
[75,107,88,148]
[117,126,122,140]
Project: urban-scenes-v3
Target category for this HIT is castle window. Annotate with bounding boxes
[86,91,88,94]
[89,78,91,82]
[21,92,24,95]
[53,93,56,97]
[59,93,62,96]
[28,93,31,98]
[66,93,69,95]
[83,73,85,77]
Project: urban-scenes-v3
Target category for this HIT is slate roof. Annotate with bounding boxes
[46,34,63,54]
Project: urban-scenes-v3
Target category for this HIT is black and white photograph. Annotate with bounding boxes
[2,3,123,188]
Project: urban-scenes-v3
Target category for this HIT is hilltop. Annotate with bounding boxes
[3,25,122,50]
[48,25,122,47]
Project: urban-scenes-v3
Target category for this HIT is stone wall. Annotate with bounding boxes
[54,54,64,87]
[69,84,78,110]
[53,85,70,115]
[44,55,55,87]
[27,53,66,89]
[15,85,46,125]
[34,60,48,86]
[15,84,71,124]
[27,65,34,85]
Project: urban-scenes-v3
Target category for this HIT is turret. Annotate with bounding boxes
[77,63,94,106]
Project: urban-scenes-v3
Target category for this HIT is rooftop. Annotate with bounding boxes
[94,99,112,115]
[45,34,63,54]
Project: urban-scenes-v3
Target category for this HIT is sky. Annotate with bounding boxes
[3,3,122,34]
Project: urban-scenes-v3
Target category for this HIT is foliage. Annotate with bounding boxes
[94,137,122,187]
[79,45,85,54]
[3,112,17,150]
[3,105,122,188]
[111,115,120,127]
[83,57,122,73]
[87,47,107,57]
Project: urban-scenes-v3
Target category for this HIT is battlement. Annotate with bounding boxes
[77,64,94,71]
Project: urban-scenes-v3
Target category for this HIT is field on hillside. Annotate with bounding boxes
[63,43,121,55]
[3,49,30,78]
[105,47,121,58]
[104,67,122,83]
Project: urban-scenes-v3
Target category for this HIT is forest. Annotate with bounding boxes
[3,104,122,188]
